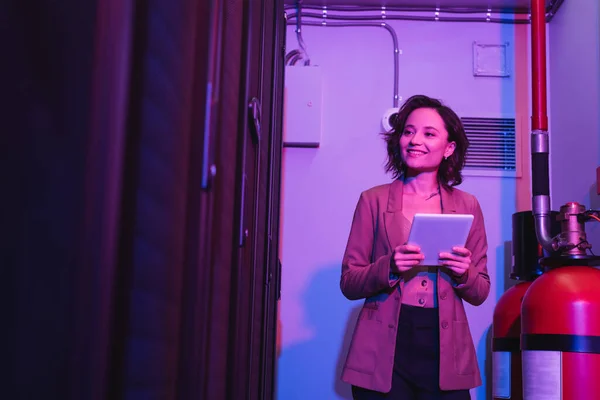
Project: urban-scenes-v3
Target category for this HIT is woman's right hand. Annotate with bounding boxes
[392,244,424,274]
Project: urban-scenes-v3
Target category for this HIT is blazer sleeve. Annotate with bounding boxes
[340,192,399,301]
[452,196,491,306]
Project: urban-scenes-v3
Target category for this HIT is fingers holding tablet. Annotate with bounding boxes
[439,246,472,276]
[392,244,425,273]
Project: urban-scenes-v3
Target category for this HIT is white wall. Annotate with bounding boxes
[277,18,524,400]
[549,0,600,250]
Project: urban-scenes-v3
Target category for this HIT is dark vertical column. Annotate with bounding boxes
[226,0,286,399]
[105,0,202,399]
[69,1,134,398]
[1,1,97,398]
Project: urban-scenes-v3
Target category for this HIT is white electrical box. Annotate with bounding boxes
[283,66,323,148]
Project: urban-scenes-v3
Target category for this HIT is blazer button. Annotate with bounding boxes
[440,292,447,300]
[421,280,427,287]
[418,298,425,305]
[441,321,449,329]
[388,324,395,329]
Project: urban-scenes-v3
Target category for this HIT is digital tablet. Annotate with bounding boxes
[406,213,474,266]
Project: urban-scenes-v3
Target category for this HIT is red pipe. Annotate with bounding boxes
[531,0,548,131]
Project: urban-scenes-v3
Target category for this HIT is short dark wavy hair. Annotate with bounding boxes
[382,94,470,189]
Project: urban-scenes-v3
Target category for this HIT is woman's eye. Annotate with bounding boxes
[403,130,413,136]
[425,132,435,137]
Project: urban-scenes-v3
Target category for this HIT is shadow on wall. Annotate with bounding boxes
[335,305,361,399]
[499,241,515,294]
[276,266,361,400]
[475,326,493,400]
[475,240,512,400]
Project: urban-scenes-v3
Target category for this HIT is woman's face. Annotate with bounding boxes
[399,107,456,174]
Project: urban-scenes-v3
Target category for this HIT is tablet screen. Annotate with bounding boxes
[406,213,474,266]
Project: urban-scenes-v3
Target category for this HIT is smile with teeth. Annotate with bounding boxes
[407,149,427,157]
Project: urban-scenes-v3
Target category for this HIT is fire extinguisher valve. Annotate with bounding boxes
[541,203,600,268]
[555,202,589,256]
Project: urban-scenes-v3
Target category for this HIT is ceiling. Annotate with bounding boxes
[286,0,559,14]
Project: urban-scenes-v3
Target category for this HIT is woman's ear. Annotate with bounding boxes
[444,141,456,159]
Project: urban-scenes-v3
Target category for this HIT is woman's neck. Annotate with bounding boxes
[402,171,439,196]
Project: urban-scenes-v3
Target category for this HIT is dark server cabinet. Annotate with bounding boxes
[183,0,286,399]
[225,0,287,398]
[108,0,286,399]
[4,0,285,399]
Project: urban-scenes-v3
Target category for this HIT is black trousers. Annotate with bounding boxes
[352,305,471,400]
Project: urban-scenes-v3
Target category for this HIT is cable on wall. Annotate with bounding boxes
[285,2,549,123]
[287,1,311,66]
[287,13,401,109]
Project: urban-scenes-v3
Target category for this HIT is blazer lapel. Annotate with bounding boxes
[440,185,457,214]
[383,179,409,250]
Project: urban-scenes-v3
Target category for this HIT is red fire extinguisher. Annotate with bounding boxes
[520,201,600,399]
[492,211,559,400]
[492,282,529,400]
[521,265,600,399]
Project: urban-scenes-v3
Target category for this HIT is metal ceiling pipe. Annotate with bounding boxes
[530,0,556,252]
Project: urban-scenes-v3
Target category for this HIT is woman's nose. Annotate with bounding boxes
[409,131,423,145]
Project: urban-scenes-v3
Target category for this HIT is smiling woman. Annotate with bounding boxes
[384,95,470,192]
[339,95,491,400]
[401,108,457,175]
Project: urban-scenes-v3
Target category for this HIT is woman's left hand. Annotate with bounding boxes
[439,247,472,277]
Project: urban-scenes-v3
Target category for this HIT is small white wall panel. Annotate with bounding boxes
[283,66,323,148]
